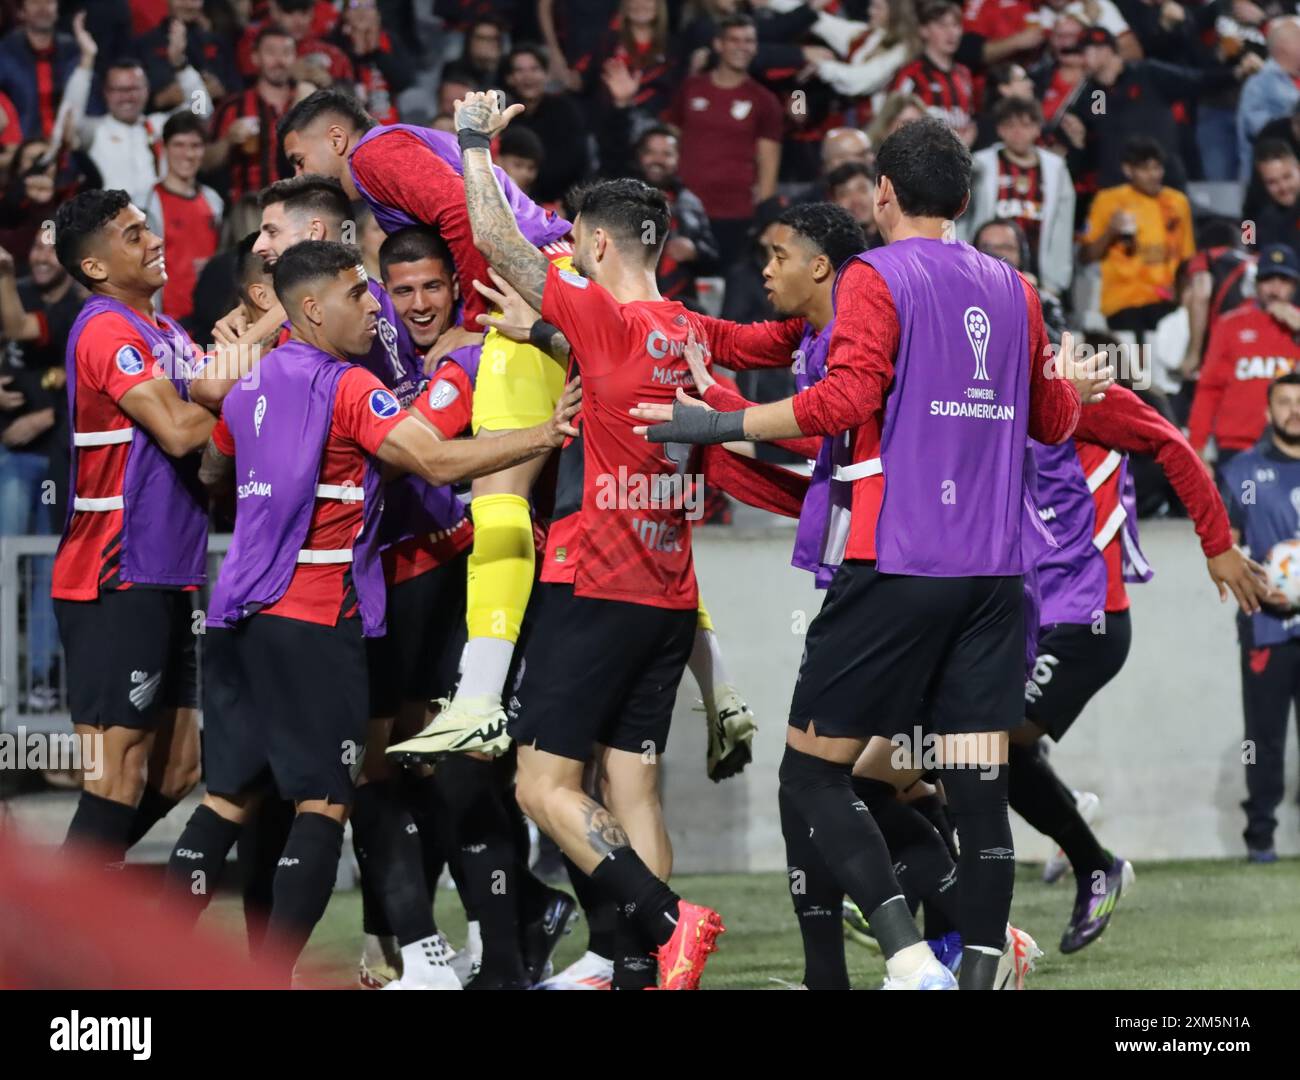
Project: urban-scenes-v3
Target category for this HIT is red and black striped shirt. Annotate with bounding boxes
[994,150,1044,254]
[892,55,974,134]
[211,88,289,201]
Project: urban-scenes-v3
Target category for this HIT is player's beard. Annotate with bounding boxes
[572,248,596,282]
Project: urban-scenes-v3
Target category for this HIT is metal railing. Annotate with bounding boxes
[0,534,232,736]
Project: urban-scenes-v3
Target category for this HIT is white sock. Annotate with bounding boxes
[452,638,516,704]
[885,941,936,980]
[464,920,482,961]
[688,627,732,702]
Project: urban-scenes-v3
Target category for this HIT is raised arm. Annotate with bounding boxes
[456,92,551,311]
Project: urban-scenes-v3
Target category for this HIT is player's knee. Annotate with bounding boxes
[157,759,201,802]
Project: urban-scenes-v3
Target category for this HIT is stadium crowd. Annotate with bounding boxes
[0,0,1295,991]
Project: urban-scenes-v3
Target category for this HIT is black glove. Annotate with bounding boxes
[645,399,746,445]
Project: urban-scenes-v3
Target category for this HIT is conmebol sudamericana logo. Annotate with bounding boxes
[965,306,991,381]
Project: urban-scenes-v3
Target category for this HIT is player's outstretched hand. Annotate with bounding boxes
[473,268,541,343]
[1057,331,1114,404]
[546,377,582,444]
[1208,546,1272,616]
[454,90,524,139]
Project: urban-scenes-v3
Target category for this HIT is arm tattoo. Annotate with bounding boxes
[461,146,550,310]
[198,437,233,489]
[546,328,570,362]
[580,796,630,859]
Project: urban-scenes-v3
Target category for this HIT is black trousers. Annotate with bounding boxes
[1240,636,1300,848]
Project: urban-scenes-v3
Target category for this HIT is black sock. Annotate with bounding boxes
[266,812,344,979]
[400,771,446,902]
[1007,742,1110,887]
[778,747,914,955]
[163,804,242,926]
[911,792,960,861]
[351,781,437,945]
[565,854,617,959]
[852,777,959,939]
[589,848,680,948]
[126,786,179,849]
[941,764,1014,951]
[611,912,659,990]
[779,785,849,990]
[959,946,1001,991]
[65,791,137,866]
[238,799,294,954]
[436,755,525,979]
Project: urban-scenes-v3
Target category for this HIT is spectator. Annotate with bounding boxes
[667,14,782,265]
[1237,15,1300,182]
[826,161,881,247]
[0,89,22,180]
[538,0,619,92]
[1190,243,1300,471]
[1061,26,1250,193]
[821,127,872,176]
[504,43,591,206]
[1189,0,1274,181]
[813,0,918,101]
[143,112,223,330]
[961,97,1076,299]
[972,217,1068,339]
[1032,12,1089,132]
[0,0,79,141]
[64,26,209,208]
[497,126,545,196]
[631,123,719,309]
[960,0,1045,68]
[1181,218,1258,390]
[0,233,84,704]
[328,0,414,125]
[436,64,478,119]
[1251,139,1300,252]
[457,16,507,91]
[587,0,678,117]
[1080,135,1195,351]
[1244,99,1300,220]
[206,23,297,201]
[865,90,927,147]
[236,0,346,85]
[971,60,1035,150]
[1036,0,1140,58]
[0,138,101,275]
[138,0,239,113]
[890,0,975,145]
[678,0,852,86]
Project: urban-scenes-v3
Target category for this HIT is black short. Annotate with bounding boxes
[506,582,695,762]
[366,554,468,718]
[54,588,198,730]
[789,560,1025,741]
[202,614,369,805]
[1023,611,1132,741]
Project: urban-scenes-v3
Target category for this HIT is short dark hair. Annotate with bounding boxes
[379,226,455,281]
[439,63,478,90]
[277,88,375,143]
[258,174,351,228]
[235,231,270,303]
[874,116,971,219]
[973,217,1030,268]
[1196,217,1242,250]
[1269,370,1300,401]
[634,123,680,155]
[162,110,208,144]
[273,0,314,11]
[498,125,544,165]
[272,240,365,305]
[1121,135,1166,168]
[570,178,671,263]
[992,96,1042,128]
[717,13,756,34]
[775,202,867,271]
[255,22,295,49]
[917,0,961,25]
[1255,138,1299,167]
[826,161,874,192]
[54,189,133,290]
